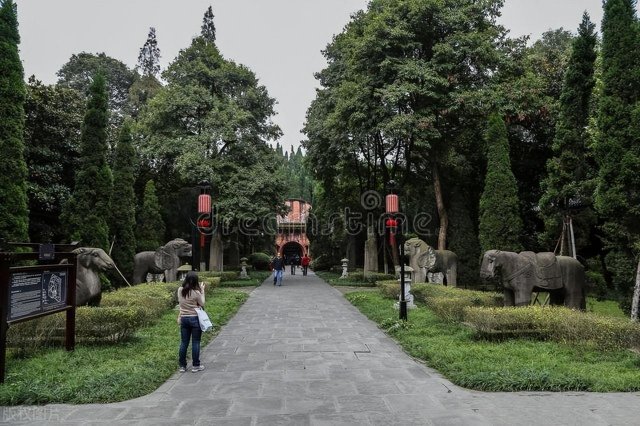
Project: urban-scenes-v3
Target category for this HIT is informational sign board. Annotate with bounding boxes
[8,267,68,322]
[0,246,77,383]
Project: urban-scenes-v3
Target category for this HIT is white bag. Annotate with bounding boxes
[195,307,213,332]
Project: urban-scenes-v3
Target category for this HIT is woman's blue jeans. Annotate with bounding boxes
[179,316,202,367]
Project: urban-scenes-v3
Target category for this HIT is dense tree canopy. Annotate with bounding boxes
[57,52,136,119]
[0,0,29,244]
[24,77,84,242]
[304,0,516,269]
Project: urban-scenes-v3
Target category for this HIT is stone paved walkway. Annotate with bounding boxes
[2,271,640,425]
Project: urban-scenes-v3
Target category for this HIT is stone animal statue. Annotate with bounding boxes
[403,238,458,286]
[133,238,192,284]
[73,247,115,306]
[480,250,586,309]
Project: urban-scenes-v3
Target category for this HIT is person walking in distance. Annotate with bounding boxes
[290,254,298,275]
[301,253,310,276]
[271,253,285,286]
[177,271,206,373]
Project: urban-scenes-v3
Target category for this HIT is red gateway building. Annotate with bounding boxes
[276,199,311,260]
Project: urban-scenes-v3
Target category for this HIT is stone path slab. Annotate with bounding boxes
[1,271,640,425]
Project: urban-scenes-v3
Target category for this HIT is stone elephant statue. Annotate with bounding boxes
[133,238,192,284]
[73,247,115,306]
[480,250,586,309]
[403,238,458,286]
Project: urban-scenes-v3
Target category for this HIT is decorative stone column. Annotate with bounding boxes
[239,257,249,279]
[363,224,378,279]
[340,258,349,279]
[395,265,416,310]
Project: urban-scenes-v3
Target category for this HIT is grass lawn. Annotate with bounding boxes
[220,270,272,287]
[345,290,640,392]
[0,288,248,405]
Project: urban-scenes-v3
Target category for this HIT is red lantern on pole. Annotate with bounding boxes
[198,193,211,215]
[385,194,399,214]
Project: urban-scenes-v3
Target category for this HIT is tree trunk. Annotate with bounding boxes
[631,258,640,321]
[432,163,448,250]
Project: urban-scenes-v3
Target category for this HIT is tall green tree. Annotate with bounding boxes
[479,114,524,254]
[24,77,85,242]
[539,13,598,254]
[201,5,216,43]
[137,12,284,240]
[61,74,112,249]
[110,120,137,281]
[593,0,640,306]
[129,28,163,118]
[0,0,29,244]
[136,180,165,252]
[137,27,161,78]
[304,0,514,254]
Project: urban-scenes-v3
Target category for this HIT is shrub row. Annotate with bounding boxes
[465,306,640,351]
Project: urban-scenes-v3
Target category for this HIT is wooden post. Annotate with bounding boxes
[65,252,77,351]
[0,253,12,383]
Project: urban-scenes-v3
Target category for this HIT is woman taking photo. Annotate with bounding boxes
[177,271,206,372]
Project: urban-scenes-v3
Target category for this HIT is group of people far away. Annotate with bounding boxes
[271,252,311,285]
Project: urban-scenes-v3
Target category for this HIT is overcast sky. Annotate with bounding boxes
[15,0,615,153]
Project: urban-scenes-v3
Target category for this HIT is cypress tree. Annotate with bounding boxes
[479,114,524,254]
[109,120,137,282]
[539,13,598,252]
[0,0,29,243]
[136,180,165,252]
[62,73,112,249]
[594,0,640,305]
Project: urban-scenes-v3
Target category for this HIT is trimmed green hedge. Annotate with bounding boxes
[248,252,272,271]
[465,306,640,351]
[376,280,503,322]
[199,271,239,282]
[347,271,396,284]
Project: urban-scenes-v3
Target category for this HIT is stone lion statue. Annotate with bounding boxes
[73,247,115,306]
[403,237,458,286]
[133,238,192,284]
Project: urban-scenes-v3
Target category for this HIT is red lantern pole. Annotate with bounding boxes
[386,189,406,321]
